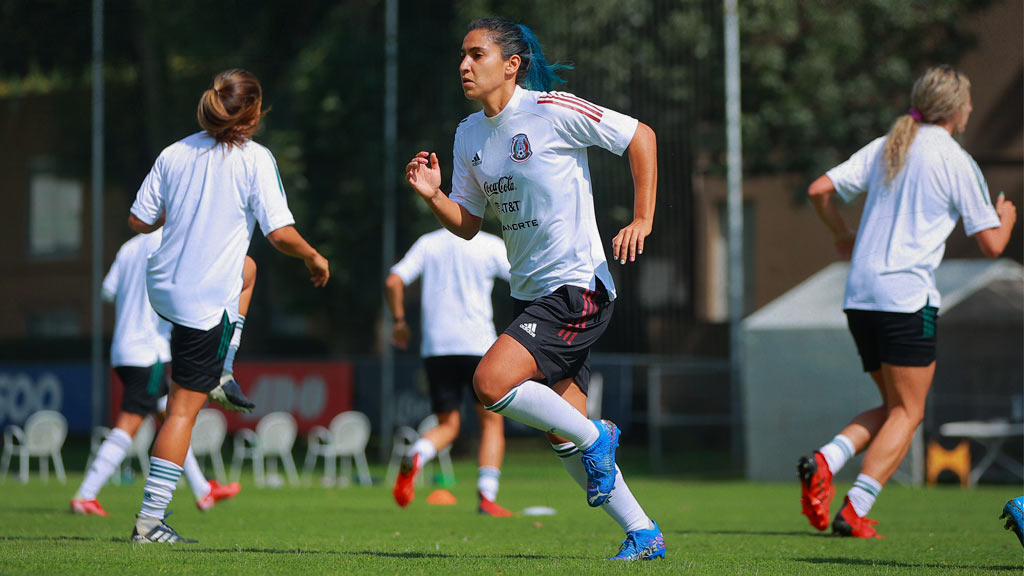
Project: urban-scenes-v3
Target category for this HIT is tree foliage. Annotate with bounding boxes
[0,0,994,353]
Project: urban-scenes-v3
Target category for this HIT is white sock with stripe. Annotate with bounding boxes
[407,438,437,465]
[847,473,883,517]
[183,448,211,500]
[552,442,653,533]
[819,434,856,475]
[485,381,599,449]
[76,428,132,500]
[477,466,501,501]
[222,316,245,376]
[139,456,182,520]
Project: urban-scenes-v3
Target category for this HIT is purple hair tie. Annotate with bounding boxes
[908,108,922,122]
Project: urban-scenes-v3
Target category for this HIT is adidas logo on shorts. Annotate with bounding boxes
[520,322,537,338]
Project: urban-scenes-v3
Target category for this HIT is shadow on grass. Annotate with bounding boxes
[674,529,813,537]
[0,535,121,543]
[174,548,551,560]
[0,536,555,559]
[796,557,1021,572]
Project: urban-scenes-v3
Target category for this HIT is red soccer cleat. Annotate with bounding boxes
[797,452,834,531]
[832,496,882,538]
[392,454,421,508]
[71,498,107,517]
[197,480,241,511]
[477,492,513,517]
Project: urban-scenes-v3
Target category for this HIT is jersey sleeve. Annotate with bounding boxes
[249,147,296,236]
[130,155,166,225]
[826,137,885,202]
[538,92,639,156]
[101,246,125,303]
[950,151,1001,236]
[449,126,488,218]
[390,236,428,285]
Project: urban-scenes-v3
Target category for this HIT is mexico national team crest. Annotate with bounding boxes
[509,133,532,163]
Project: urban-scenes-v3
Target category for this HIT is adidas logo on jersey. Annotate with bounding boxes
[471,152,482,166]
[520,322,537,337]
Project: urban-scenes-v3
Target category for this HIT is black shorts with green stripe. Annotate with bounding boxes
[170,311,235,393]
[115,362,169,415]
[845,304,938,372]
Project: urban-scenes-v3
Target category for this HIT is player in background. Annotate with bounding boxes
[388,228,513,516]
[127,69,329,543]
[71,230,242,516]
[405,18,663,560]
[799,65,1017,538]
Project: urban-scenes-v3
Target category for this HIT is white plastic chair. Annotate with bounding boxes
[1,410,67,484]
[303,411,372,486]
[127,416,156,480]
[191,409,228,483]
[231,412,299,487]
[384,414,454,487]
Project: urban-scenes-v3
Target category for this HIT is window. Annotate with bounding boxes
[29,158,82,259]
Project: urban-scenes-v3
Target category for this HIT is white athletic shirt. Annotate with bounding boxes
[828,124,1001,312]
[130,132,295,330]
[391,229,510,358]
[102,230,172,368]
[449,85,639,302]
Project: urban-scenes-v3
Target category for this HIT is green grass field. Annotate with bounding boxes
[1,446,1021,575]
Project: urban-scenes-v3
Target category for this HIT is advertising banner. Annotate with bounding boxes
[0,364,93,433]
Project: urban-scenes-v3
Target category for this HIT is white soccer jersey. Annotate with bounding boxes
[391,229,510,358]
[130,132,295,330]
[102,230,171,368]
[449,85,639,302]
[828,124,1001,312]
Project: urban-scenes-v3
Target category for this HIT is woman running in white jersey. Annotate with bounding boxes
[127,69,329,543]
[405,17,663,561]
[798,65,1016,538]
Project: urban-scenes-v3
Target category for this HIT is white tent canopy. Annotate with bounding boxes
[742,259,1023,481]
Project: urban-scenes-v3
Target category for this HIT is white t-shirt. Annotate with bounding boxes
[828,124,1001,312]
[130,132,295,330]
[102,230,172,368]
[391,229,510,358]
[449,86,639,302]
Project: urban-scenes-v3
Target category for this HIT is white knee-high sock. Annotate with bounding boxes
[76,428,132,500]
[406,438,437,465]
[138,456,182,520]
[183,448,211,500]
[552,442,653,533]
[847,473,883,517]
[222,316,245,376]
[486,382,599,449]
[478,466,501,501]
[819,434,856,475]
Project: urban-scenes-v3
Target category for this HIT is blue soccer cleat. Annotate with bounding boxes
[607,521,666,561]
[1000,496,1023,547]
[580,419,619,507]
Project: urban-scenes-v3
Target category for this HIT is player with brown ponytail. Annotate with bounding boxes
[126,69,329,543]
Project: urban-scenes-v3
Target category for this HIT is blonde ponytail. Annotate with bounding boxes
[881,65,971,182]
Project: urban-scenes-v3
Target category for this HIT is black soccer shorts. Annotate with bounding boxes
[115,362,169,415]
[170,311,235,393]
[845,304,939,372]
[503,279,613,394]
